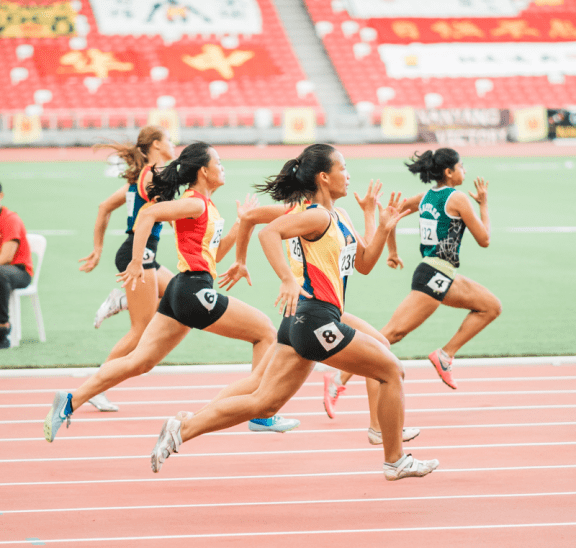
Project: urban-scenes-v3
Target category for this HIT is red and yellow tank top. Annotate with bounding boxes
[284,200,310,285]
[300,204,356,313]
[174,189,224,279]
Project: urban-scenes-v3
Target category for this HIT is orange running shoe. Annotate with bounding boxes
[429,349,458,389]
[323,372,346,419]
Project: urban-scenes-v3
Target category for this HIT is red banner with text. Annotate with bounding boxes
[368,15,576,43]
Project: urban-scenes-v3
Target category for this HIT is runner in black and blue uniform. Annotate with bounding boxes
[381,148,501,390]
[78,126,175,411]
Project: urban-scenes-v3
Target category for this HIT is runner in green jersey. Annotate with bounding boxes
[381,148,501,390]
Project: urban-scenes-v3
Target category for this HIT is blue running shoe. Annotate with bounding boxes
[248,415,300,433]
[44,391,73,442]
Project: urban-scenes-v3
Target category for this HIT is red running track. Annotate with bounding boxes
[1,362,575,547]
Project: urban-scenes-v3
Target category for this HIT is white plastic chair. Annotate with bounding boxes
[8,233,47,347]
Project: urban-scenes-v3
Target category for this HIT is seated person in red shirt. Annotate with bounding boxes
[0,183,33,349]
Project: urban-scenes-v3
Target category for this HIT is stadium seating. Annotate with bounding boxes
[303,0,576,122]
[0,0,323,130]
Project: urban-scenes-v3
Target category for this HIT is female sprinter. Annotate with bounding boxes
[148,144,439,481]
[78,126,175,412]
[381,148,501,389]
[217,180,419,445]
[44,142,289,442]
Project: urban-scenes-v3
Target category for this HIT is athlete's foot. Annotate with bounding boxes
[429,348,458,389]
[88,392,119,412]
[151,418,182,473]
[368,427,420,445]
[44,392,73,442]
[94,288,128,329]
[323,372,346,419]
[383,453,439,481]
[248,415,300,433]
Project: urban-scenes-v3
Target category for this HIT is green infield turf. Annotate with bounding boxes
[1,153,574,367]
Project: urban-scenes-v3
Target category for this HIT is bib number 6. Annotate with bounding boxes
[196,288,218,311]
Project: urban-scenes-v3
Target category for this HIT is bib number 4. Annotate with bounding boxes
[427,272,451,294]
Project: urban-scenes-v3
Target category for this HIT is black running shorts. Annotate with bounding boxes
[157,271,229,330]
[115,234,160,272]
[411,262,454,302]
[277,299,356,362]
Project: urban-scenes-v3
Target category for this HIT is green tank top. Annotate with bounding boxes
[418,187,466,268]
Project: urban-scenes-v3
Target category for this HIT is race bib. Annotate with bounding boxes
[339,243,357,278]
[196,288,218,311]
[142,247,155,265]
[427,272,451,293]
[209,219,225,249]
[420,218,438,245]
[126,190,135,218]
[288,237,303,263]
[314,321,345,352]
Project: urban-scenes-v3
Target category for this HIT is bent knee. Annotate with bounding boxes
[383,328,407,345]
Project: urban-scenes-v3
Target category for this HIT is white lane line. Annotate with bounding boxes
[1,356,574,378]
[0,522,575,544]
[2,404,575,425]
[4,389,576,408]
[2,464,575,487]
[4,376,576,394]
[2,422,574,443]
[3,491,576,515]
[2,441,575,464]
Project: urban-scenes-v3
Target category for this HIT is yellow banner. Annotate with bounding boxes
[0,2,76,38]
[283,108,316,145]
[513,106,548,142]
[147,109,180,145]
[381,107,417,141]
[12,114,42,145]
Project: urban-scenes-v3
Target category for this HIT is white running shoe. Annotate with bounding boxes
[151,418,182,473]
[248,415,300,432]
[94,288,127,329]
[88,393,119,412]
[383,453,439,481]
[368,427,420,445]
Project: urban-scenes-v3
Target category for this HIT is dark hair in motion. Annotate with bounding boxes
[255,144,337,203]
[148,141,212,203]
[406,148,460,184]
[94,125,166,186]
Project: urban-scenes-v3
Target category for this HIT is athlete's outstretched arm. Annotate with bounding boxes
[354,179,383,246]
[449,177,490,247]
[386,192,424,270]
[215,194,259,263]
[118,197,206,290]
[218,204,289,290]
[259,209,329,316]
[79,184,129,273]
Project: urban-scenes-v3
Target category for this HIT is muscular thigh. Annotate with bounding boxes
[341,312,389,347]
[204,296,275,343]
[126,268,160,325]
[443,274,498,311]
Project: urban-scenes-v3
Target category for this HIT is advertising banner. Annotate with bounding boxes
[547,109,576,140]
[416,109,509,145]
[12,114,42,145]
[368,16,576,44]
[0,1,76,38]
[343,0,530,18]
[157,44,281,81]
[89,0,262,40]
[34,47,148,79]
[381,107,418,141]
[512,106,548,142]
[283,108,316,145]
[377,42,576,79]
[148,109,180,145]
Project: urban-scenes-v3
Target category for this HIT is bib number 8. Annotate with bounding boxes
[313,321,345,352]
